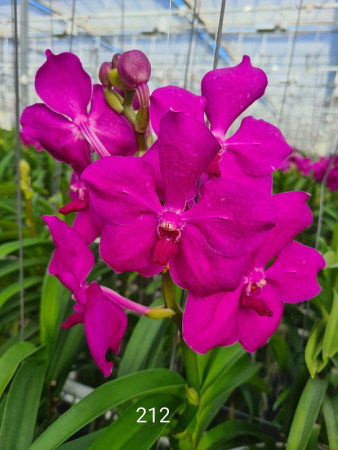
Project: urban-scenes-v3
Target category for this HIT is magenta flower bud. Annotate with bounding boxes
[112,53,121,69]
[99,61,113,86]
[117,50,151,89]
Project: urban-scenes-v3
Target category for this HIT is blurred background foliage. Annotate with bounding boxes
[0,126,337,449]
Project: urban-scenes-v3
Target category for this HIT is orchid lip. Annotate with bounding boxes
[244,268,266,297]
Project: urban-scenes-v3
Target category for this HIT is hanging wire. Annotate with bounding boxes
[50,0,62,210]
[121,0,125,51]
[13,0,25,341]
[213,0,226,69]
[69,0,76,52]
[164,0,173,84]
[49,0,54,51]
[277,0,304,127]
[183,0,198,89]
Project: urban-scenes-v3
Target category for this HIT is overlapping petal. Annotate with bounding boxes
[170,223,249,296]
[184,178,276,257]
[201,56,267,138]
[99,215,162,277]
[182,284,242,354]
[85,282,127,377]
[218,151,272,195]
[81,156,162,225]
[43,215,94,300]
[266,240,325,303]
[20,104,91,174]
[150,86,206,135]
[225,117,293,176]
[253,191,313,268]
[35,50,92,120]
[88,85,137,156]
[238,284,284,352]
[158,111,221,211]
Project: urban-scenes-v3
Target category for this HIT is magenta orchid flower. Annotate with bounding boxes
[327,156,338,191]
[43,215,151,376]
[82,110,276,297]
[149,56,292,195]
[182,191,326,353]
[20,50,137,175]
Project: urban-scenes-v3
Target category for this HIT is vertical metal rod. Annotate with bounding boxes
[164,0,173,84]
[121,0,125,51]
[69,0,76,52]
[20,0,28,109]
[277,0,304,126]
[13,0,25,341]
[183,0,198,89]
[213,0,226,69]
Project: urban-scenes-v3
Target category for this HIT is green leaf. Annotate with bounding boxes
[0,237,50,259]
[198,344,245,392]
[286,376,328,450]
[40,273,69,347]
[118,298,170,377]
[322,396,338,450]
[0,341,40,397]
[0,348,48,450]
[0,183,16,195]
[194,357,261,445]
[0,276,42,309]
[89,394,184,450]
[58,430,105,450]
[322,290,338,359]
[305,318,326,377]
[197,419,275,450]
[0,257,49,278]
[270,334,289,369]
[29,369,186,450]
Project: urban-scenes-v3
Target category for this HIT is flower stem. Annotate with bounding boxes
[161,271,200,393]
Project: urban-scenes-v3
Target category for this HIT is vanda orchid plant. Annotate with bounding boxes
[20,49,326,448]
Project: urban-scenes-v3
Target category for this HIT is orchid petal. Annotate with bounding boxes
[238,284,284,352]
[225,117,293,176]
[184,178,276,257]
[142,141,165,201]
[201,56,267,138]
[99,215,163,277]
[253,191,313,268]
[182,285,242,354]
[266,240,325,303]
[61,312,84,329]
[84,282,127,377]
[35,50,92,120]
[73,209,102,245]
[170,223,249,296]
[43,215,94,290]
[20,104,91,174]
[219,150,272,195]
[157,111,220,211]
[82,156,162,225]
[150,86,206,135]
[88,85,137,156]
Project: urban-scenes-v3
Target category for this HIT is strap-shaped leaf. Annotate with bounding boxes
[0,348,48,450]
[286,376,328,450]
[89,393,184,450]
[29,369,185,450]
[0,341,40,397]
[197,419,275,450]
[323,289,338,360]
